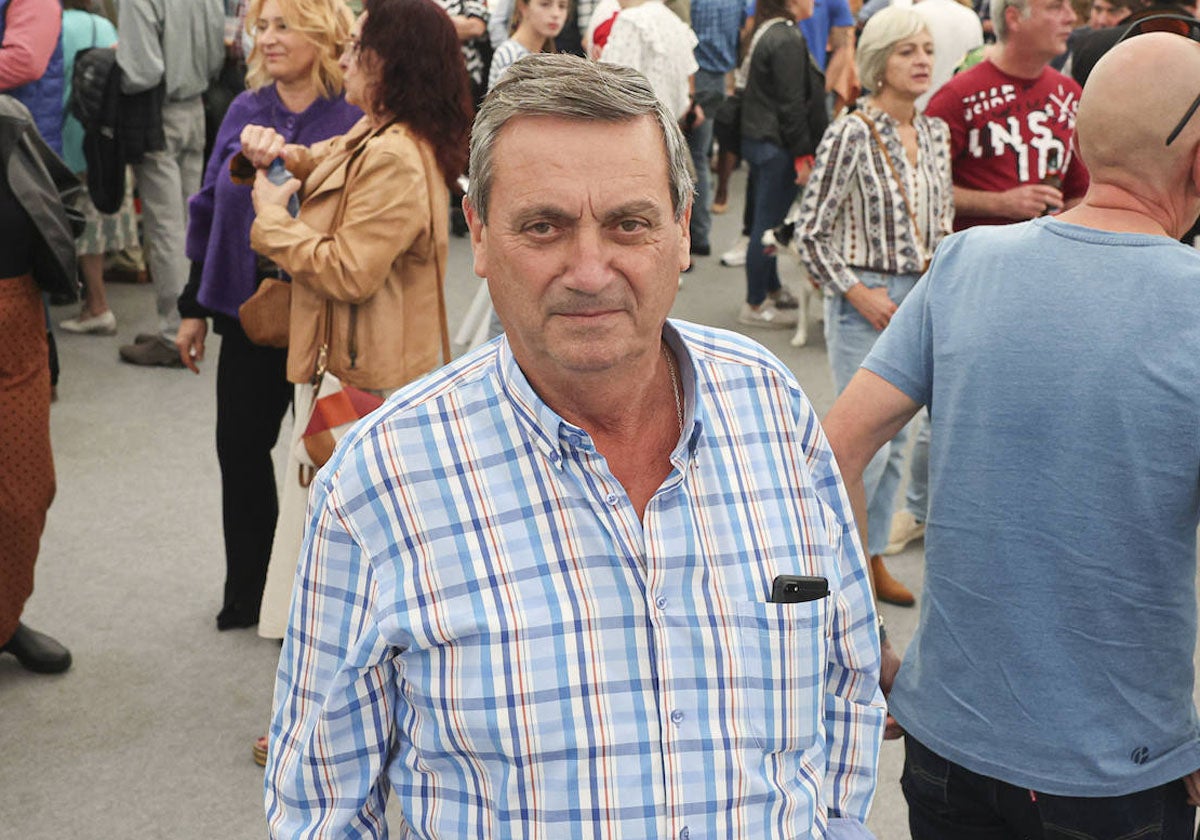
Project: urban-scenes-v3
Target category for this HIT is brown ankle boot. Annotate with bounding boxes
[870,554,915,607]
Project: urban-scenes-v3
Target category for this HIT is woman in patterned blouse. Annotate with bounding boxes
[796,5,953,607]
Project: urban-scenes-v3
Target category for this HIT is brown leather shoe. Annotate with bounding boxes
[870,554,915,607]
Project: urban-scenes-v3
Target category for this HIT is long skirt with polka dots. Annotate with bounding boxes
[0,275,54,645]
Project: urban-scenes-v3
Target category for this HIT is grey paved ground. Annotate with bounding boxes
[2,164,1171,838]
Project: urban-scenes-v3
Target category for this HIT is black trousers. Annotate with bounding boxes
[214,319,292,624]
[903,735,1197,840]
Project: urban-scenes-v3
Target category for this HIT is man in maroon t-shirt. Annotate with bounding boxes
[925,0,1089,229]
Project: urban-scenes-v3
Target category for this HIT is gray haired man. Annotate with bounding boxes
[264,54,884,838]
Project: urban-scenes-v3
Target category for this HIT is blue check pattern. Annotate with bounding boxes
[265,321,885,839]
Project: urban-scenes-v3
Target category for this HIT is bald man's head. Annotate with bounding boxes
[1076,33,1200,196]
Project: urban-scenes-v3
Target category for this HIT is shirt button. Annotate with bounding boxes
[680,828,690,840]
[285,117,295,129]
[567,433,582,447]
[605,492,618,506]
[655,596,668,610]
[670,709,684,725]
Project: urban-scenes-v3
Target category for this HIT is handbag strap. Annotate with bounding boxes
[852,110,927,263]
[734,17,787,91]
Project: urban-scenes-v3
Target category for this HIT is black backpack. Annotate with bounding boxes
[69,45,124,213]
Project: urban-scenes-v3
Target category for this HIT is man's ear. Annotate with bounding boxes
[463,195,488,278]
[677,200,693,272]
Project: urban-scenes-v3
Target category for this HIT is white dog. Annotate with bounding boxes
[761,218,823,347]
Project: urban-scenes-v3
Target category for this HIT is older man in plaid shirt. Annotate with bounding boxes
[265,55,884,840]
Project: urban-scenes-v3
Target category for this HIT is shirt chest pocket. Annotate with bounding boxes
[734,598,826,753]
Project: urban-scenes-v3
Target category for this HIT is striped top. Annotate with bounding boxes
[796,101,954,295]
[264,321,885,839]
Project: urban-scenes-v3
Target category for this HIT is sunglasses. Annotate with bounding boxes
[1114,13,1200,145]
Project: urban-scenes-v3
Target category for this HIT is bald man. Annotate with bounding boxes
[823,31,1200,839]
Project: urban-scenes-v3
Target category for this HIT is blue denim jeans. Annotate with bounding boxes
[687,69,726,252]
[742,137,798,306]
[905,409,930,521]
[903,736,1197,840]
[824,269,918,555]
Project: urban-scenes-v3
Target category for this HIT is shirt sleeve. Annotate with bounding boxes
[488,0,514,47]
[250,136,433,304]
[117,0,165,94]
[0,0,62,91]
[772,31,821,156]
[264,473,400,838]
[829,0,855,29]
[796,118,863,295]
[795,389,886,824]
[827,817,877,839]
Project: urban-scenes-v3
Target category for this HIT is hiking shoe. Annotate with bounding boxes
[119,337,184,368]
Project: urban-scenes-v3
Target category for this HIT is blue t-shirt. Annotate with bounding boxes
[797,0,853,71]
[864,217,1200,796]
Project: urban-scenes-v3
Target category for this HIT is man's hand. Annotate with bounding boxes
[880,638,904,739]
[176,317,207,374]
[843,283,897,331]
[1184,769,1200,806]
[241,124,288,169]
[252,168,301,214]
[997,183,1064,220]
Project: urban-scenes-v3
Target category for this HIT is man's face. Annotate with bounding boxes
[1088,0,1130,27]
[1008,0,1077,60]
[466,115,690,382]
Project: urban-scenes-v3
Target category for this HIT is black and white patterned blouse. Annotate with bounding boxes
[431,0,490,87]
[796,100,954,295]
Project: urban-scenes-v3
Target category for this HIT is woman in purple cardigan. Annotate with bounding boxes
[176,0,360,632]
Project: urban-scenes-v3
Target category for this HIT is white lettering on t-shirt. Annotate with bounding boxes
[966,109,1071,181]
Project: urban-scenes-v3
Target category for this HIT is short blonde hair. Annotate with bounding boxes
[243,0,354,98]
[856,6,928,92]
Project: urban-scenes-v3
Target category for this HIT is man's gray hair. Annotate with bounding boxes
[990,0,1030,41]
[467,54,695,225]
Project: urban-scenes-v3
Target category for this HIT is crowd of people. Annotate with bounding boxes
[3,0,1200,836]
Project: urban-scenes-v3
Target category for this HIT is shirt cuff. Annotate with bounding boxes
[826,817,876,840]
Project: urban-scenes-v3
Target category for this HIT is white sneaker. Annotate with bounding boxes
[737,301,798,328]
[884,510,925,555]
[720,234,750,267]
[59,309,117,335]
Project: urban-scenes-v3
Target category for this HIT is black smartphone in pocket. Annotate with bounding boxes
[769,575,829,604]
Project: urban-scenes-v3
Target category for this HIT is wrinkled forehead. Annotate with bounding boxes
[490,113,671,206]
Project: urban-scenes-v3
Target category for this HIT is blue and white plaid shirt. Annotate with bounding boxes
[265,321,885,839]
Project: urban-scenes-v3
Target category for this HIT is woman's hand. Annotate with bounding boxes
[176,317,207,374]
[240,124,288,169]
[794,156,814,186]
[843,282,897,331]
[252,168,301,215]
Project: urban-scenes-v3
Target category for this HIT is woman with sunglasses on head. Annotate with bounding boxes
[795,7,953,607]
[174,0,360,633]
[240,0,472,646]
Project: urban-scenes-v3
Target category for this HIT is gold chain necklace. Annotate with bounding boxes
[662,342,683,436]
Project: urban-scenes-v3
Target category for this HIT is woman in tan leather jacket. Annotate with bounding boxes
[239,0,472,642]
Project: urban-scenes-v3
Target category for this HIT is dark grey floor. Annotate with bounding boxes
[2,167,959,839]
